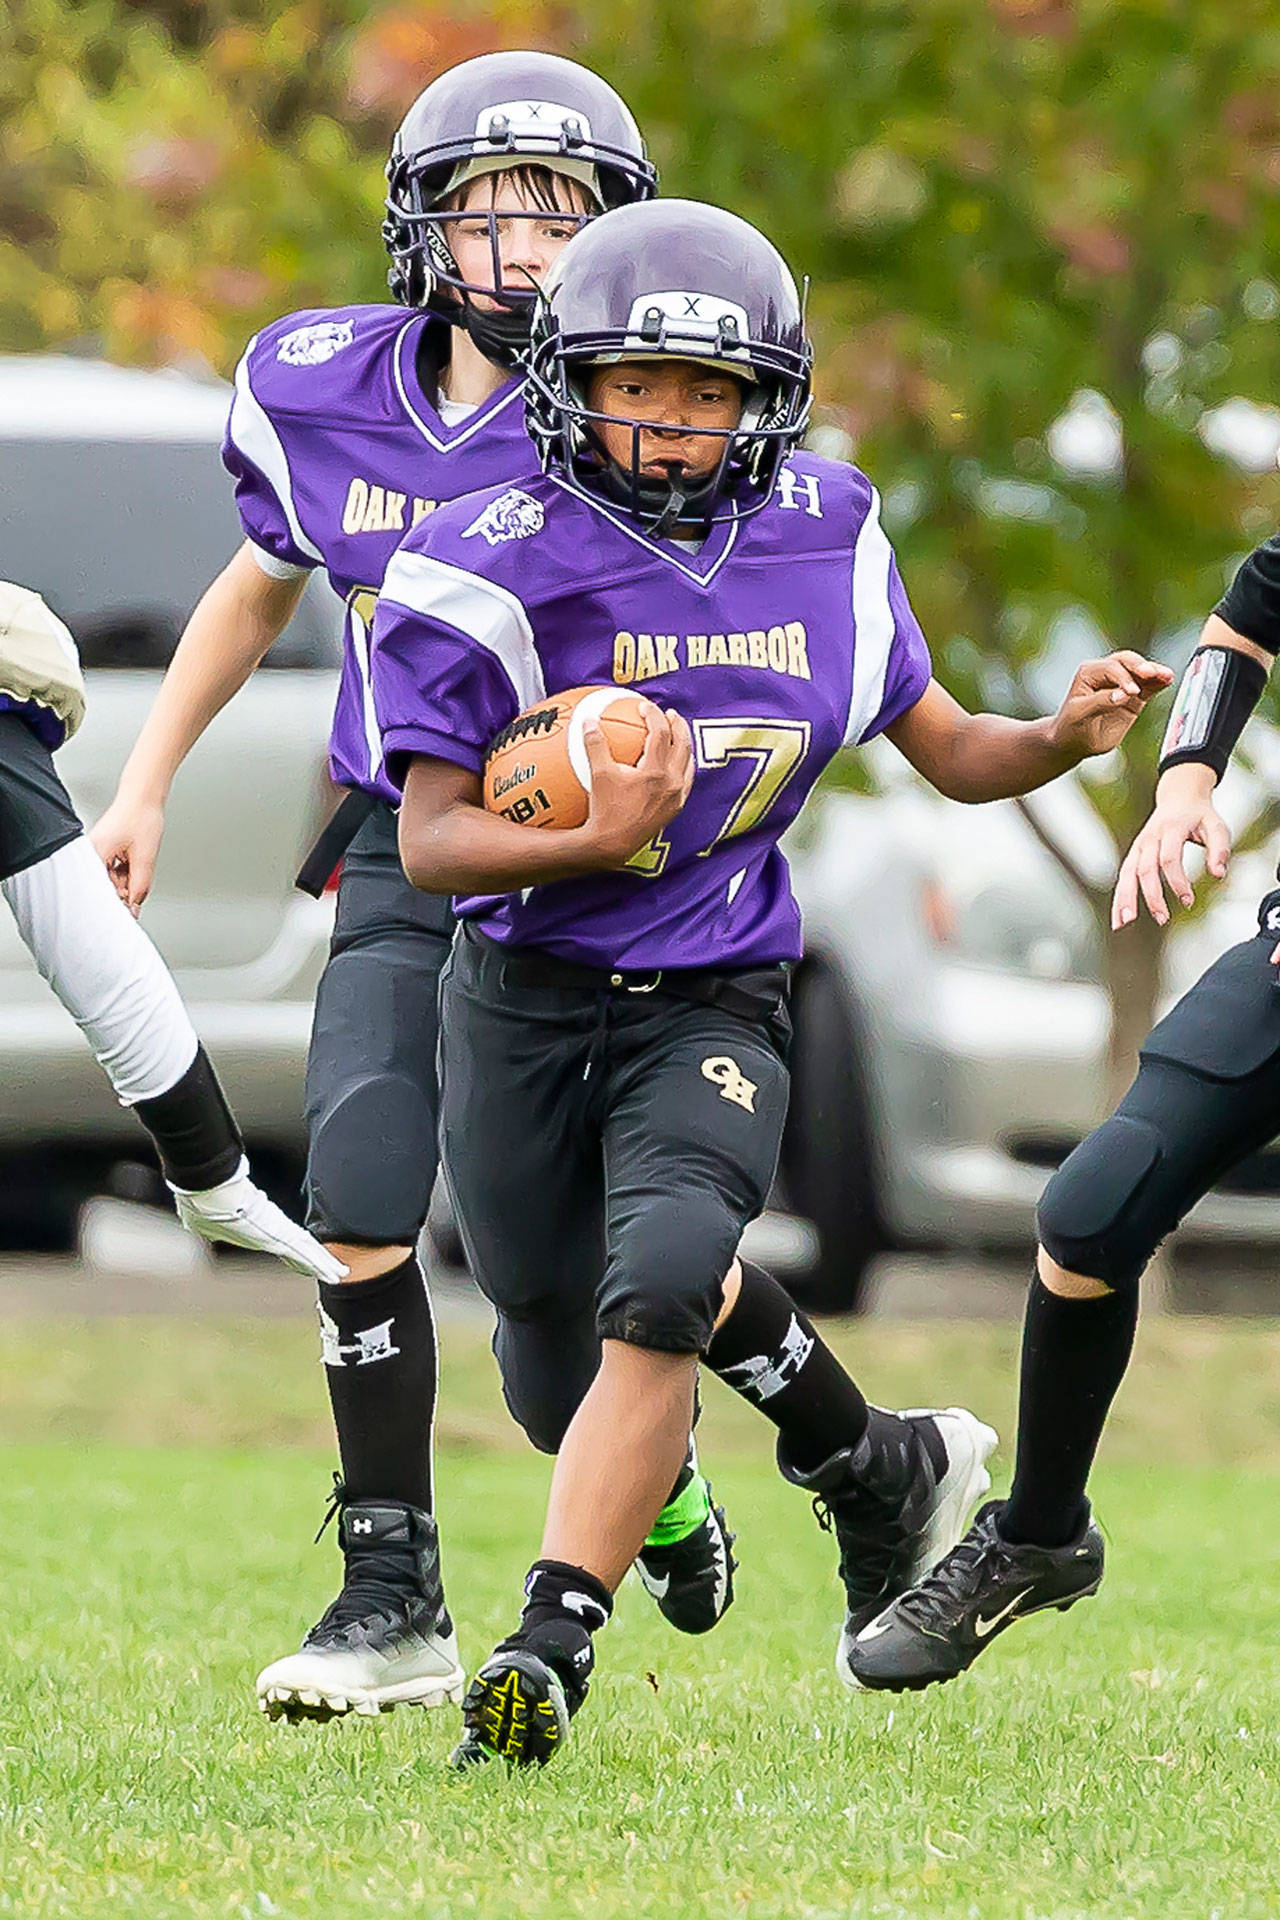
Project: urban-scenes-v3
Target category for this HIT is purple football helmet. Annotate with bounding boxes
[383,51,656,365]
[526,198,813,533]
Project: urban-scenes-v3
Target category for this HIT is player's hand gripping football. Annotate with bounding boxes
[91,796,166,915]
[169,1157,349,1283]
[1111,761,1232,931]
[1047,651,1173,762]
[579,706,694,869]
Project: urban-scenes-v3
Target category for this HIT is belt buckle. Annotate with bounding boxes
[612,968,663,994]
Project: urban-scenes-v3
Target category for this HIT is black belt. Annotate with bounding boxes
[295,789,377,897]
[463,923,789,1024]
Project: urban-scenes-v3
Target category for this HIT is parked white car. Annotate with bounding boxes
[0,354,341,1242]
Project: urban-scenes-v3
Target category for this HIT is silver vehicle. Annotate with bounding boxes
[0,355,340,1242]
[781,772,1280,1311]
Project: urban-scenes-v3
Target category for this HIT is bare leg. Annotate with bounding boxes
[1037,1245,1111,1300]
[323,1240,413,1283]
[541,1340,698,1591]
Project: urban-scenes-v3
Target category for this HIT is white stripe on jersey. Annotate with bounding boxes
[380,549,546,713]
[246,541,310,583]
[844,483,897,746]
[347,595,385,787]
[228,344,324,565]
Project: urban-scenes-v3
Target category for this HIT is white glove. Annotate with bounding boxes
[169,1156,349,1284]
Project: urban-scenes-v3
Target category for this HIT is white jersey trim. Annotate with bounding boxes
[844,484,897,746]
[391,319,524,453]
[545,473,741,587]
[228,344,324,566]
[246,540,310,583]
[380,549,546,712]
[346,595,386,787]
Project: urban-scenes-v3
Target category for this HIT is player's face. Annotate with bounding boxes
[448,172,593,312]
[584,360,746,483]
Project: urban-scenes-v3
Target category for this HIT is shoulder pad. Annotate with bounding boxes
[238,305,414,426]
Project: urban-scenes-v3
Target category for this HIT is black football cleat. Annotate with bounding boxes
[635,1476,737,1635]
[779,1405,998,1691]
[451,1630,592,1770]
[846,1498,1105,1693]
[256,1483,464,1721]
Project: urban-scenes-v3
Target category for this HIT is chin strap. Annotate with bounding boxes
[647,481,690,539]
[460,299,533,370]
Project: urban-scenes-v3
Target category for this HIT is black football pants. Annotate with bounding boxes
[437,924,791,1454]
[1038,886,1280,1289]
[304,802,454,1244]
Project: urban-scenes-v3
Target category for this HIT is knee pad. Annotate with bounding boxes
[597,1216,731,1356]
[1036,1115,1162,1292]
[305,1073,437,1244]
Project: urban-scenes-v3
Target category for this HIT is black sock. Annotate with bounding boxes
[317,1254,438,1512]
[134,1044,242,1190]
[517,1559,613,1691]
[706,1261,869,1472]
[1000,1275,1138,1549]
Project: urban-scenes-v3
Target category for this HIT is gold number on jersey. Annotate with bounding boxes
[347,586,379,630]
[692,718,812,853]
[624,828,671,877]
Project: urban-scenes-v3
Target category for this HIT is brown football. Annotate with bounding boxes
[482,685,654,831]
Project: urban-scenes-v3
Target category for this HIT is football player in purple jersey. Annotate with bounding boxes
[88,51,750,1726]
[370,196,1172,1768]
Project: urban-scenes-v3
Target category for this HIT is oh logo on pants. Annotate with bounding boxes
[701,1055,758,1113]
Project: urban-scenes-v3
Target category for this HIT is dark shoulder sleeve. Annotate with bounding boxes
[1216,532,1280,654]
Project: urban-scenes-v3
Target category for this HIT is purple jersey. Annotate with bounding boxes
[0,696,65,751]
[221,303,535,801]
[372,455,930,969]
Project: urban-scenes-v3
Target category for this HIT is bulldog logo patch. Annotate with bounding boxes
[462,488,545,546]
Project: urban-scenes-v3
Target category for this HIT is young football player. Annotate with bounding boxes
[89,51,724,1725]
[844,559,1279,1695]
[370,195,1172,1765]
[0,581,341,1278]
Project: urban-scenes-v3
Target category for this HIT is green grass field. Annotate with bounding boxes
[3,1309,1280,1919]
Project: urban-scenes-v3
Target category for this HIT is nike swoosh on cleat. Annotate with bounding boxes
[855,1615,894,1643]
[645,1571,671,1599]
[974,1590,1033,1638]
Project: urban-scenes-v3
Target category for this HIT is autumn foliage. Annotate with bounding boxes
[7,0,1280,1064]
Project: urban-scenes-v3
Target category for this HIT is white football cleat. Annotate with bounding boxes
[257,1493,464,1722]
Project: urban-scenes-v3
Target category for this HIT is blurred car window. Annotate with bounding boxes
[0,436,340,671]
[951,880,1100,983]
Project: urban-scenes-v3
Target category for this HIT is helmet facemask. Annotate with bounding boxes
[527,303,813,534]
[384,161,599,368]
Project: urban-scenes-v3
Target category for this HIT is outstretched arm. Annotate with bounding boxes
[884,652,1172,804]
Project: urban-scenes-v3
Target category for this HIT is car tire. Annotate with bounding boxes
[780,956,883,1316]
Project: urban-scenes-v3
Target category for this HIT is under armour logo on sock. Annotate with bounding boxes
[318,1307,401,1368]
[562,1589,610,1630]
[719,1313,814,1402]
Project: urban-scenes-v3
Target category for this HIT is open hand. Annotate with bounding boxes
[1112,764,1230,929]
[580,706,694,868]
[1050,652,1173,761]
[169,1157,349,1282]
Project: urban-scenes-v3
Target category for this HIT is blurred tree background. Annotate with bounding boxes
[5,0,1280,1082]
